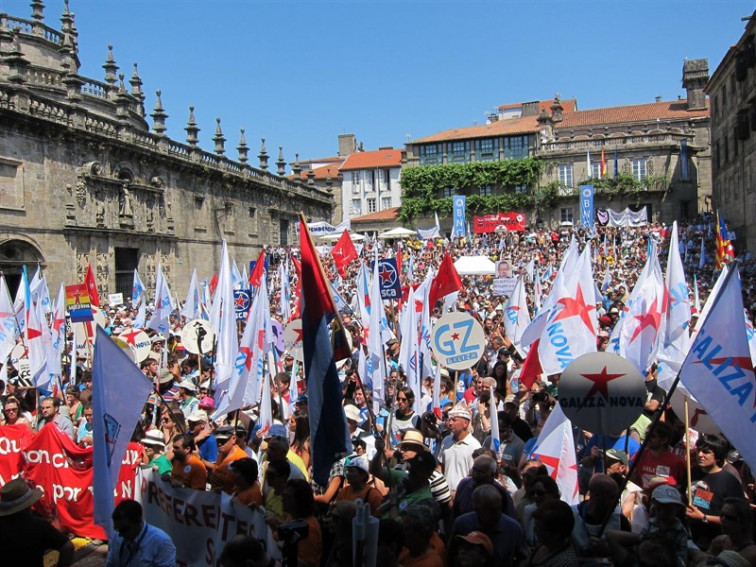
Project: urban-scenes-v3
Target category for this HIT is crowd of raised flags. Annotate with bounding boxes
[2,209,756,565]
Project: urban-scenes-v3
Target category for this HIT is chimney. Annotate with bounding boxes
[655,96,662,103]
[338,134,357,157]
[682,59,709,111]
[521,101,540,117]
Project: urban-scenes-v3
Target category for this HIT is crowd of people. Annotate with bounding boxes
[2,214,756,567]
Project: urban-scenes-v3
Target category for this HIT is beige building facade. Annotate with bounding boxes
[706,12,756,254]
[0,5,333,297]
[404,60,711,229]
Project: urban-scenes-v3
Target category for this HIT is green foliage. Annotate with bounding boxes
[398,158,542,222]
[582,173,669,203]
[538,181,561,210]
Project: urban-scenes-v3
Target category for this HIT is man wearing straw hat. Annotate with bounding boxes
[0,478,74,566]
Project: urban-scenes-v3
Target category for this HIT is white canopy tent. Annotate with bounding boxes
[378,227,417,239]
[318,231,365,242]
[453,255,496,276]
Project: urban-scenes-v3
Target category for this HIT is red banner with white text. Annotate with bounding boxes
[473,212,527,233]
[0,423,141,540]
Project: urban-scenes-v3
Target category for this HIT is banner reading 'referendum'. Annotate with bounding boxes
[136,468,281,566]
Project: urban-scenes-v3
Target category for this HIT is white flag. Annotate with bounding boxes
[679,268,756,473]
[92,327,153,532]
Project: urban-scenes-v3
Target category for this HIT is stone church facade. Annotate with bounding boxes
[0,3,332,297]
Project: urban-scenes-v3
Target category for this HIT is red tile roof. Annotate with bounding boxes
[498,98,578,113]
[289,162,342,182]
[351,207,400,222]
[556,99,709,129]
[339,149,404,171]
[411,115,541,144]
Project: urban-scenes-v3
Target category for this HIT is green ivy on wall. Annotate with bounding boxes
[398,158,542,223]
[581,173,669,203]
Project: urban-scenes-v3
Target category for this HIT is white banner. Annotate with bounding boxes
[492,277,517,297]
[597,207,648,227]
[136,468,280,566]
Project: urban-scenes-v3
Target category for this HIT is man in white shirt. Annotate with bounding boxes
[437,400,481,499]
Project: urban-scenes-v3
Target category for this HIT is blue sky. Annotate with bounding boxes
[3,0,755,165]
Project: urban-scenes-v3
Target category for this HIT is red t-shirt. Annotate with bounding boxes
[634,450,686,490]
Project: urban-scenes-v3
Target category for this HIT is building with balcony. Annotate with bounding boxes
[0,3,333,296]
[403,60,711,228]
[706,11,756,254]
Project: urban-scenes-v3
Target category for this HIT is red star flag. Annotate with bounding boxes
[679,267,756,473]
[537,241,597,376]
[618,240,666,374]
[531,404,579,505]
[331,229,358,278]
[213,277,274,419]
[428,252,462,310]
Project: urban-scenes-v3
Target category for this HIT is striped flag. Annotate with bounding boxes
[299,216,351,486]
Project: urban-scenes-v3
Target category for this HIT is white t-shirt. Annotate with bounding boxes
[437,432,481,492]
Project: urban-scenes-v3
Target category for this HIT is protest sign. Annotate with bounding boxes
[431,311,486,371]
[137,468,280,566]
[493,277,517,297]
[558,352,645,435]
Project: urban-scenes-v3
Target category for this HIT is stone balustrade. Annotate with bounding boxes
[2,82,332,207]
[541,132,689,152]
[80,78,108,99]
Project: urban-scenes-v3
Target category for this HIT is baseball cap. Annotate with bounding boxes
[215,425,235,441]
[345,455,369,474]
[264,424,287,439]
[605,449,628,466]
[187,410,209,424]
[456,531,493,556]
[651,485,684,507]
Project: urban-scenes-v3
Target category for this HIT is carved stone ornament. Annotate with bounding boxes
[75,178,87,208]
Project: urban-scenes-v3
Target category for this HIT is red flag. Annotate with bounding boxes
[331,230,358,278]
[519,339,543,390]
[84,264,100,307]
[208,273,218,297]
[428,252,462,308]
[249,250,266,288]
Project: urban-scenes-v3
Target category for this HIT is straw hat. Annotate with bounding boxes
[0,479,43,516]
[397,429,428,452]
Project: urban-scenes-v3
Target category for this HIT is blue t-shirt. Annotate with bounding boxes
[198,433,218,463]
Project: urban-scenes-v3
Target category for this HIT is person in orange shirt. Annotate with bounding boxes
[170,433,207,489]
[280,479,322,567]
[335,455,383,517]
[211,425,249,493]
[229,458,263,508]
